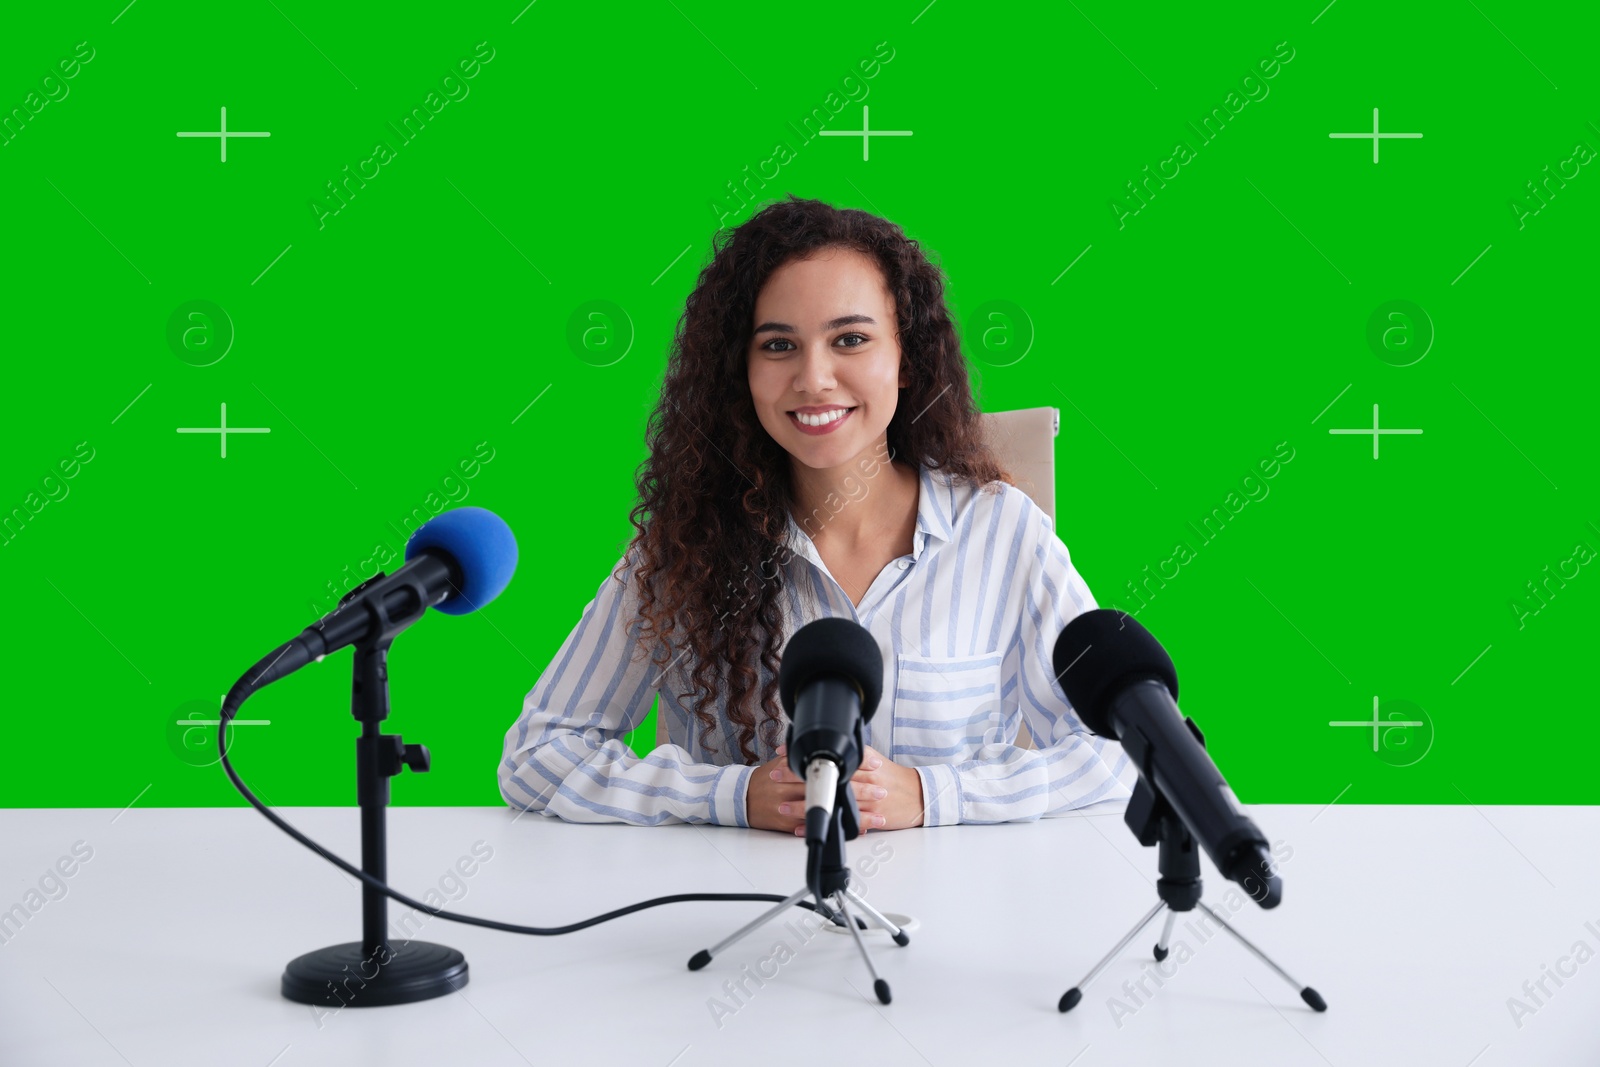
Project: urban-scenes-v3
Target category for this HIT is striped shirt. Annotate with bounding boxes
[499,464,1139,827]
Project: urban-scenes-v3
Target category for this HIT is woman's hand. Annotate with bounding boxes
[745,749,806,834]
[846,745,926,833]
[749,743,925,836]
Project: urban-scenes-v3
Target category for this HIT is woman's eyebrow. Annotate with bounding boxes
[752,314,877,336]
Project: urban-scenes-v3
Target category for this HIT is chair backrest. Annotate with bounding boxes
[977,407,1060,750]
[651,407,1061,753]
[979,406,1060,528]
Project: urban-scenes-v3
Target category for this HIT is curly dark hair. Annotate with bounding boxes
[623,194,1013,764]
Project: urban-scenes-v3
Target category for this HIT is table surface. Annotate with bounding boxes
[3,799,1596,1067]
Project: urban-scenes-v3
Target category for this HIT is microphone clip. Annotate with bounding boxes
[338,570,390,608]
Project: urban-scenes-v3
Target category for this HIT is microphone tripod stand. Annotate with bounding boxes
[688,781,910,1004]
[1058,774,1325,1014]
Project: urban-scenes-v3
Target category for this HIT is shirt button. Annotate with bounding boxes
[897,559,910,570]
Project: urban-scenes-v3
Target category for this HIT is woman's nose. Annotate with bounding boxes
[793,347,836,393]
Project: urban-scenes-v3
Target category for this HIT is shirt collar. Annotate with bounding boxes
[912,463,954,556]
[782,463,954,566]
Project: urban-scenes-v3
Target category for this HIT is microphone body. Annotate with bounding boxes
[1053,609,1282,908]
[789,677,866,841]
[227,553,460,708]
[803,760,841,843]
[1104,678,1280,905]
[310,552,462,656]
[777,618,885,845]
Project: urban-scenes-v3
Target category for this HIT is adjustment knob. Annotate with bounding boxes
[401,743,431,773]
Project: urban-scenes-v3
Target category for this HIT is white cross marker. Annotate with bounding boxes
[179,696,271,729]
[819,106,913,162]
[1330,696,1425,752]
[177,402,270,458]
[1329,108,1422,164]
[177,106,271,162]
[1328,404,1422,459]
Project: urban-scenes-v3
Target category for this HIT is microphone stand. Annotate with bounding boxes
[1058,773,1325,1014]
[280,577,469,1007]
[687,777,910,1004]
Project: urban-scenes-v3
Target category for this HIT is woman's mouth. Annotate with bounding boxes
[787,407,856,436]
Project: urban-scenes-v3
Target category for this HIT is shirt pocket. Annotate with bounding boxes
[890,650,1005,762]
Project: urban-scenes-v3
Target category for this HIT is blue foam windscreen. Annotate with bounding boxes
[404,507,519,616]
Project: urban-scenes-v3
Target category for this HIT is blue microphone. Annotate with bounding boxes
[225,507,518,707]
[402,506,519,616]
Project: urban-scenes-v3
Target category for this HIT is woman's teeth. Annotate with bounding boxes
[794,408,852,426]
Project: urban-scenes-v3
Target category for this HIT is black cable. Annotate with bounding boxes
[216,692,844,936]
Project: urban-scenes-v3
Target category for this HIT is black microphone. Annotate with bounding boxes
[224,508,518,712]
[777,618,884,844]
[1052,610,1282,909]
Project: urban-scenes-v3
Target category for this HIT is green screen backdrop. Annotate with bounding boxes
[2,1,1594,810]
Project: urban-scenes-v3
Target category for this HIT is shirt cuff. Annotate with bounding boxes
[915,763,963,827]
[715,763,755,827]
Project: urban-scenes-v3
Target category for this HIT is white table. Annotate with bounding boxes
[3,801,1596,1066]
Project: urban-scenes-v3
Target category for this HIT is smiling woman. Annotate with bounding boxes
[499,195,1137,834]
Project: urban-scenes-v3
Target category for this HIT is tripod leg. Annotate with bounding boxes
[840,887,910,947]
[1194,901,1326,1012]
[810,895,858,930]
[1059,900,1167,1013]
[1153,910,1178,962]
[833,891,892,1005]
[688,886,812,971]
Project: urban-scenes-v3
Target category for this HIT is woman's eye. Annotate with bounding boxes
[760,333,867,353]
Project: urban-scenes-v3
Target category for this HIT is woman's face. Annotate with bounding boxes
[746,247,907,472]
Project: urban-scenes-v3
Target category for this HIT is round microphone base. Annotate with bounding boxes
[281,940,468,1007]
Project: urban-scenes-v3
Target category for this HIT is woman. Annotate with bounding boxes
[499,196,1136,833]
